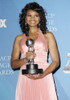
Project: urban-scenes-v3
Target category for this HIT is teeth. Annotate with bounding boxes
[31,21,35,23]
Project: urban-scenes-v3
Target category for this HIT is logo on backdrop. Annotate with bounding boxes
[63,53,70,73]
[47,13,57,32]
[0,56,14,75]
[0,19,7,28]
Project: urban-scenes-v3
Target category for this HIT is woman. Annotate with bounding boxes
[11,2,59,100]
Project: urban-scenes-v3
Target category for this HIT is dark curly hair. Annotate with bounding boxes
[19,2,48,36]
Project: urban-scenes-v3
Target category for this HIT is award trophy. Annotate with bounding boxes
[22,39,43,74]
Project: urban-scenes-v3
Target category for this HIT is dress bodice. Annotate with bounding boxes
[20,29,49,70]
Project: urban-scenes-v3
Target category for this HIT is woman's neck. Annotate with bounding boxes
[27,27,39,41]
[29,27,39,34]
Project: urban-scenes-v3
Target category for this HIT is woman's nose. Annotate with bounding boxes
[31,16,35,19]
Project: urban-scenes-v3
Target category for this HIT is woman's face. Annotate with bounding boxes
[25,10,40,27]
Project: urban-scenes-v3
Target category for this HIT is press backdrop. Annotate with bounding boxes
[0,0,70,100]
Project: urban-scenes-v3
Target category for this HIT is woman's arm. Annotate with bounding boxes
[43,32,60,76]
[10,35,28,70]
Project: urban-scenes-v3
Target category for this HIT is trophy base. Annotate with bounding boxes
[22,64,43,74]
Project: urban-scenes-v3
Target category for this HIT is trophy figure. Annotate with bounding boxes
[22,39,43,74]
[63,53,70,73]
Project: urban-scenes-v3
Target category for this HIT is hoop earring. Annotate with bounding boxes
[39,23,40,27]
[37,23,40,28]
[25,22,27,26]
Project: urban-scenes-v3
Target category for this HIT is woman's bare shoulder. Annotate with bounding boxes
[15,34,24,42]
[44,32,54,39]
[44,32,56,46]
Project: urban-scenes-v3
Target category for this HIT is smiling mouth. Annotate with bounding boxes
[30,21,36,24]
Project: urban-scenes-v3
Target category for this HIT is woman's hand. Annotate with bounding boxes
[26,52,36,60]
[25,72,46,80]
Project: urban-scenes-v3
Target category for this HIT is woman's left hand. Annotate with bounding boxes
[25,72,46,80]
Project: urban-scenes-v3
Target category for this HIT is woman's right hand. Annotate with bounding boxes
[26,52,36,60]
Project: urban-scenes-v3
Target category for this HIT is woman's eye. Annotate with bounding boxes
[27,15,31,17]
[26,15,39,17]
[35,15,39,17]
